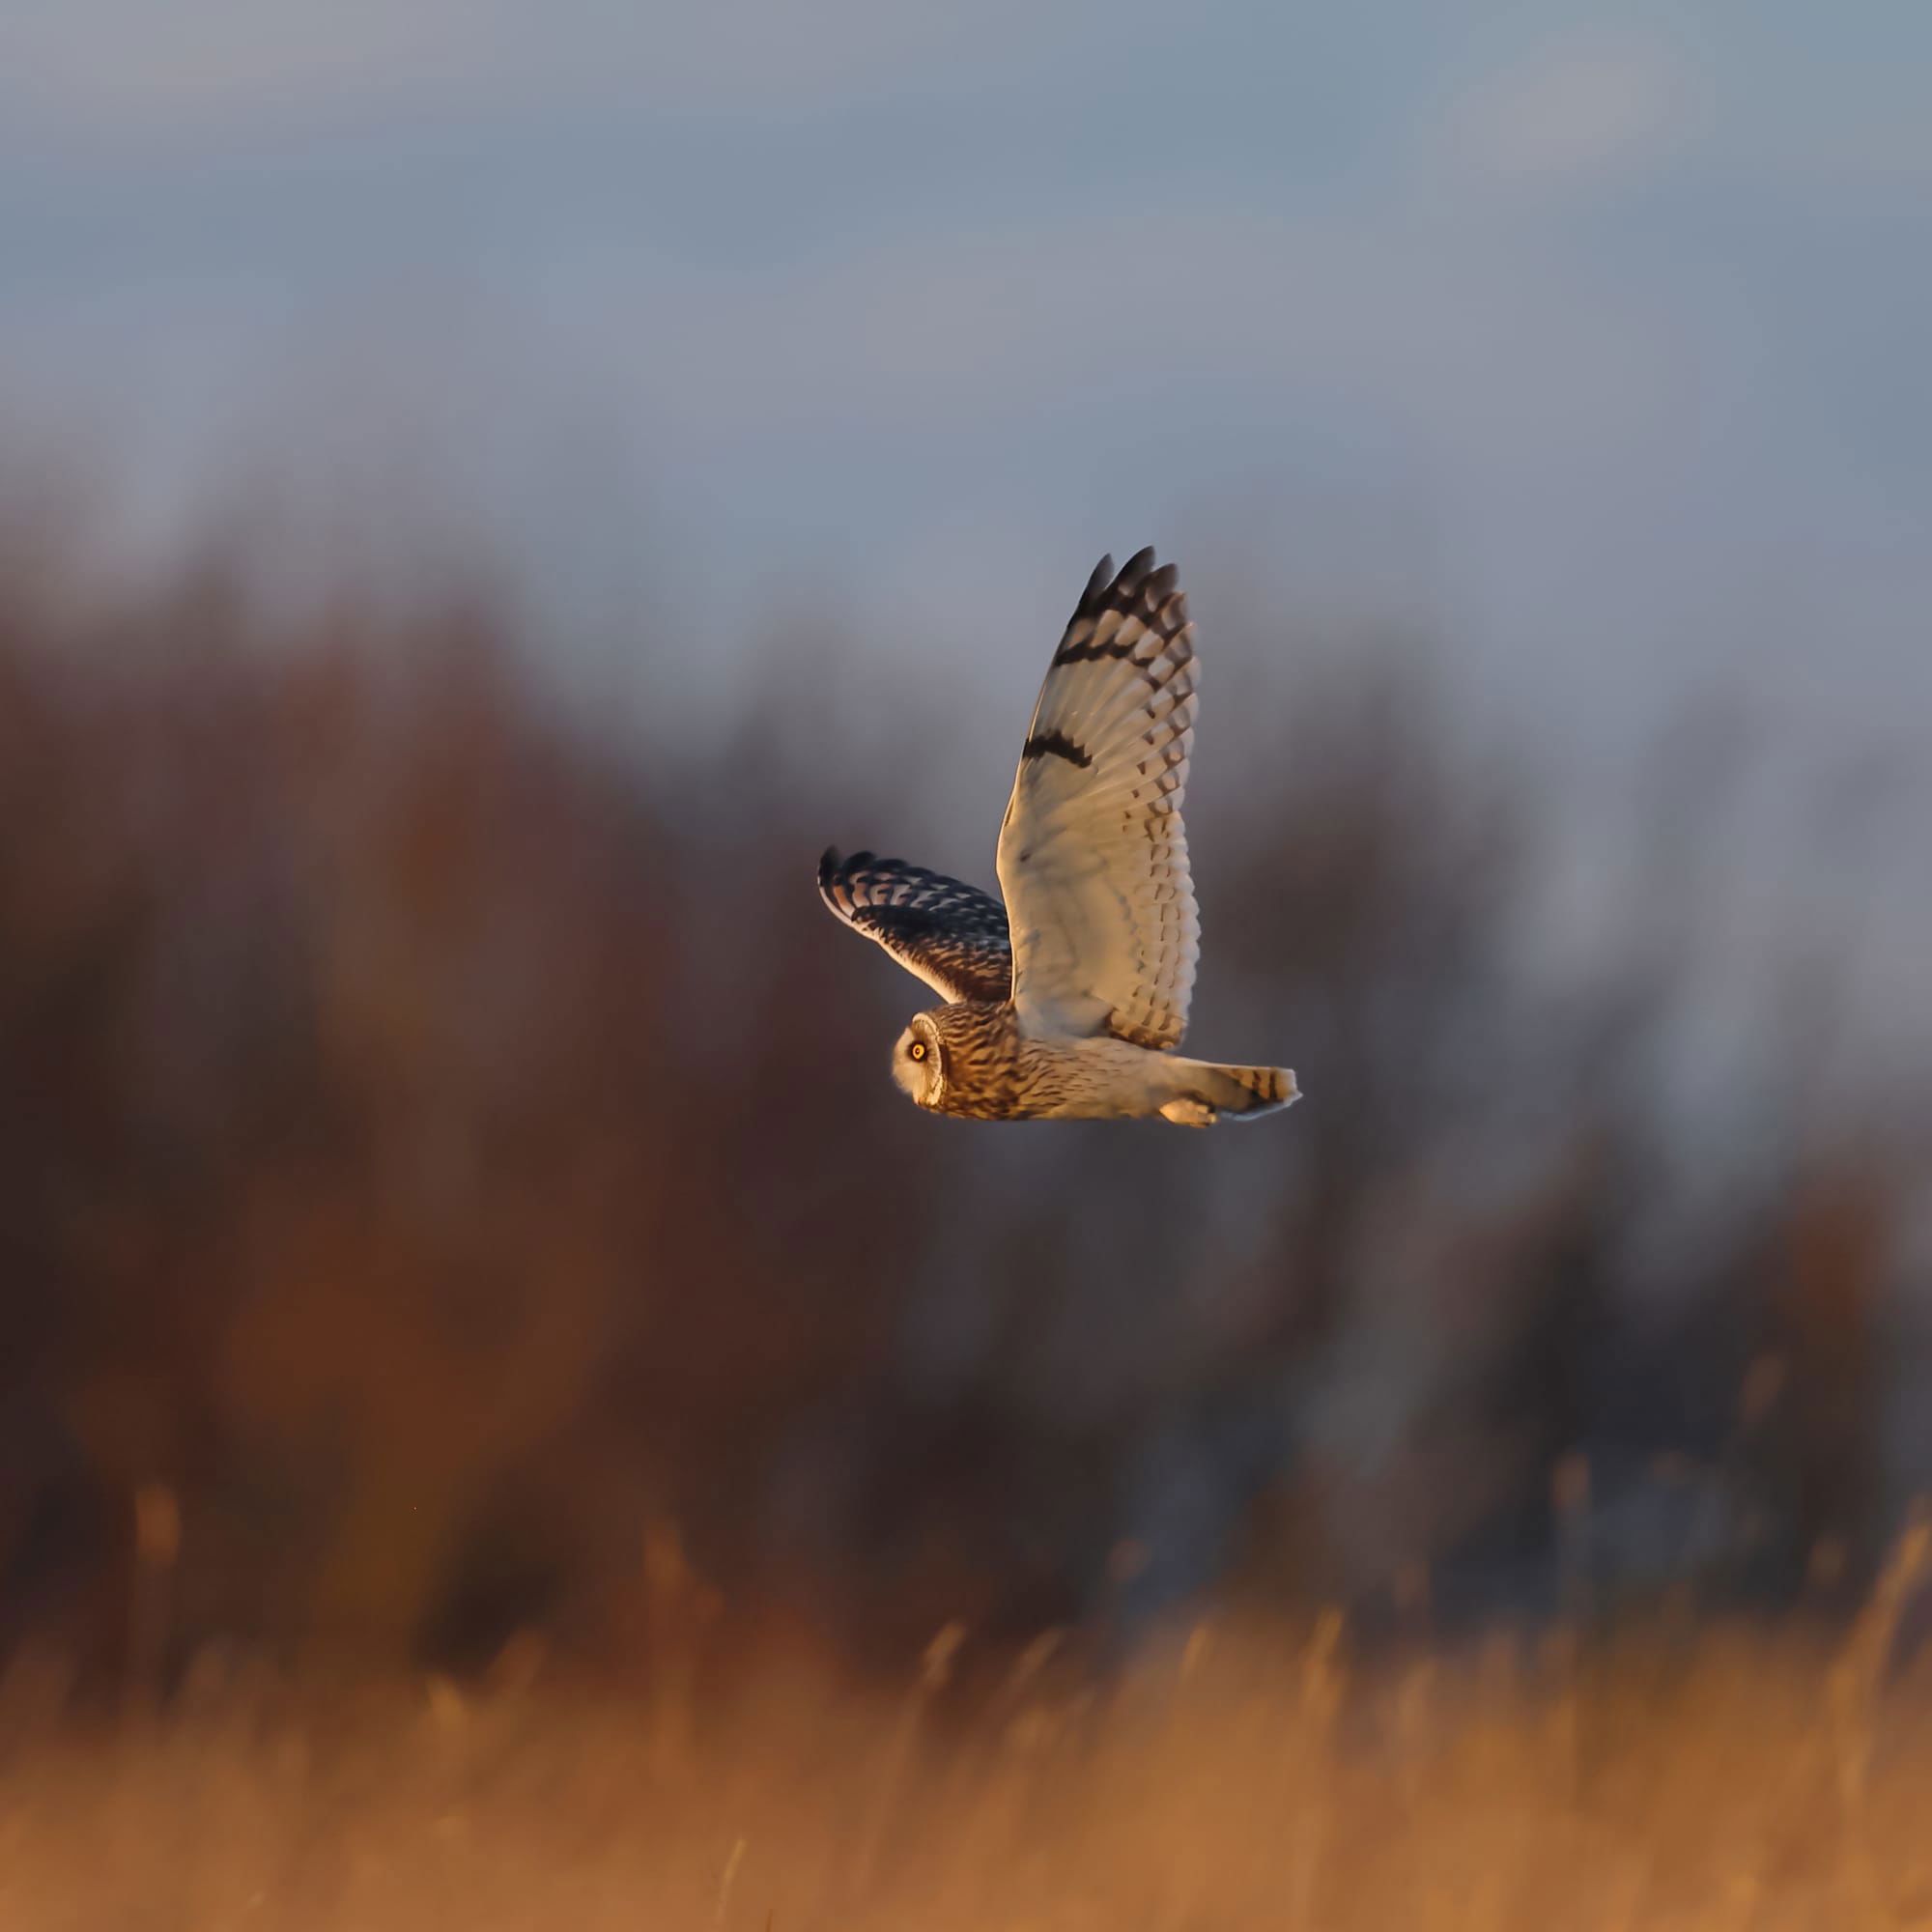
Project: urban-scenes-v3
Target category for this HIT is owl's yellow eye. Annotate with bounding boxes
[908,1040,927,1061]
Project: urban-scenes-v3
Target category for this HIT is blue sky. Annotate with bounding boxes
[3,1,1929,774]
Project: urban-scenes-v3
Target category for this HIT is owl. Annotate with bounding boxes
[819,548,1297,1127]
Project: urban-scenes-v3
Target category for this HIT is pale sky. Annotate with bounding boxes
[3,0,1929,780]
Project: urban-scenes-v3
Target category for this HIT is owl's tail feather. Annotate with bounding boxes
[1164,1059,1299,1125]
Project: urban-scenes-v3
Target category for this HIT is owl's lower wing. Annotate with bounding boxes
[817,848,1014,1006]
[995,548,1200,1050]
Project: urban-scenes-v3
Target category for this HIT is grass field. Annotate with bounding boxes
[5,1530,1930,1932]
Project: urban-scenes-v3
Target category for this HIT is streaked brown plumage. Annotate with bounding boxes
[893,1001,1293,1123]
[820,548,1297,1127]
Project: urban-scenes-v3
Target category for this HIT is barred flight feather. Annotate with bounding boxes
[996,548,1201,1050]
[816,848,1013,1006]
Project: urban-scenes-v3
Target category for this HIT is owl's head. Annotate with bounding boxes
[891,1013,944,1108]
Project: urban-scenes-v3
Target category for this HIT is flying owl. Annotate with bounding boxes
[819,548,1297,1127]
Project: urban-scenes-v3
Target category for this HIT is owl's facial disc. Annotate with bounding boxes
[891,1020,941,1106]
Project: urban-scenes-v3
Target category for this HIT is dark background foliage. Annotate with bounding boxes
[0,512,1924,1696]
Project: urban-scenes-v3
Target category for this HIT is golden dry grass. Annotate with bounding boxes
[6,1551,1932,1932]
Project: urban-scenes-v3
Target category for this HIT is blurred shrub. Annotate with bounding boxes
[0,501,1923,1692]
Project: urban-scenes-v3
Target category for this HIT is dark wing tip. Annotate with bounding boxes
[821,849,903,920]
[1114,546,1158,600]
[817,847,846,917]
[1081,547,1188,627]
[1075,548,1167,623]
[819,846,870,917]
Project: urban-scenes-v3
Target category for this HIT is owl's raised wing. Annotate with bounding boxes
[817,848,1014,1006]
[995,549,1199,1050]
